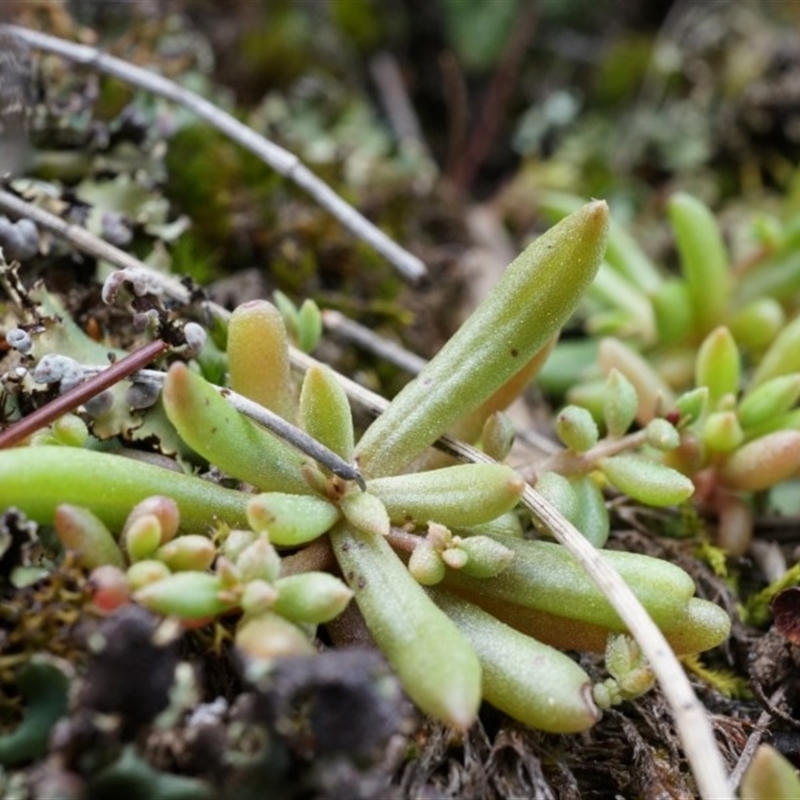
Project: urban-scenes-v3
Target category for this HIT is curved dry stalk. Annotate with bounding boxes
[0,163,731,800]
[1,24,426,283]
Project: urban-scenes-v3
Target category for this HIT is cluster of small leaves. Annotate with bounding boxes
[538,191,800,555]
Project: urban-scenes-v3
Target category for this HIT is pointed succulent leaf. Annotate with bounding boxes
[430,589,599,733]
[443,534,696,630]
[738,373,800,429]
[134,572,236,620]
[568,474,610,547]
[694,326,740,408]
[603,368,639,437]
[272,572,354,624]
[355,201,609,477]
[752,314,800,387]
[246,492,340,546]
[296,298,323,353]
[331,522,482,730]
[537,190,661,292]
[644,418,680,451]
[227,300,295,421]
[702,410,744,455]
[0,446,248,532]
[667,192,730,335]
[299,363,355,460]
[367,464,524,529]
[53,504,125,569]
[599,454,694,507]
[163,362,309,494]
[718,431,800,491]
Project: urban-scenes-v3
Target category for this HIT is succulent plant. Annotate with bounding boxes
[1,202,731,738]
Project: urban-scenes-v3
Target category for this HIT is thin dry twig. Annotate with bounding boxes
[0,339,167,448]
[1,24,427,283]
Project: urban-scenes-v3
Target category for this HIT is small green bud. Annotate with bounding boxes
[695,326,740,409]
[235,612,315,664]
[603,368,638,437]
[126,559,171,591]
[644,418,680,451]
[729,297,785,352]
[481,411,516,461]
[123,514,163,562]
[674,386,709,426]
[441,546,469,570]
[246,492,340,546]
[535,472,578,523]
[555,405,599,451]
[339,490,390,538]
[599,454,694,507]
[408,540,446,585]
[718,431,800,491]
[702,410,744,455]
[240,579,279,616]
[236,537,282,584]
[134,572,236,620]
[221,528,258,562]
[52,414,89,447]
[455,536,515,578]
[53,504,125,569]
[273,572,354,624]
[296,298,323,353]
[124,496,180,545]
[738,373,800,429]
[155,535,216,572]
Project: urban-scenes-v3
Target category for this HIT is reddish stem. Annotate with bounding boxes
[0,339,167,449]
